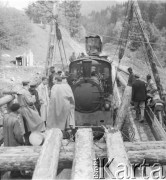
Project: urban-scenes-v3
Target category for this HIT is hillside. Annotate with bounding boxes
[0,23,85,91]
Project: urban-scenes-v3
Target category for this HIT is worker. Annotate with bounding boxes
[29,82,41,115]
[17,81,45,131]
[3,103,25,147]
[80,52,85,58]
[3,103,25,178]
[127,67,136,87]
[69,52,76,62]
[47,76,75,132]
[146,74,158,98]
[37,77,49,125]
[132,74,147,122]
[48,66,56,90]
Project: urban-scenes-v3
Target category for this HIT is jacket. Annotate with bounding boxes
[132,79,147,102]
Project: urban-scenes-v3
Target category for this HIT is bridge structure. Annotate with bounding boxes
[1,0,166,179]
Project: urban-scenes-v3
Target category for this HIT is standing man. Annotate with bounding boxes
[3,103,25,178]
[29,82,41,115]
[127,67,136,87]
[16,81,45,133]
[69,52,76,62]
[132,74,147,122]
[3,103,25,147]
[48,66,56,90]
[146,74,158,98]
[37,77,49,125]
[47,76,75,131]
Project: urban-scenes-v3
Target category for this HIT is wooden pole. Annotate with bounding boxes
[105,128,131,179]
[133,0,164,99]
[114,86,132,129]
[71,128,94,180]
[112,65,121,108]
[0,95,14,107]
[32,128,62,180]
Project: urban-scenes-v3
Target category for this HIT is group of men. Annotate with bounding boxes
[127,67,159,122]
[3,66,75,148]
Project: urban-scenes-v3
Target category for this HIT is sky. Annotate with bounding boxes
[2,0,128,10]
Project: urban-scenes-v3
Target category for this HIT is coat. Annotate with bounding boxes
[3,112,25,146]
[47,83,75,130]
[132,79,147,102]
[17,88,46,132]
[37,83,49,122]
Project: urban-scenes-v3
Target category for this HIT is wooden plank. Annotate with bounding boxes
[32,128,62,180]
[112,65,121,108]
[127,108,141,142]
[0,95,14,107]
[105,128,131,178]
[71,128,94,179]
[114,86,132,129]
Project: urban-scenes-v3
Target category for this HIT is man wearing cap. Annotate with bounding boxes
[37,77,49,125]
[9,81,46,143]
[127,67,136,87]
[132,74,147,122]
[69,52,76,62]
[29,82,41,115]
[47,76,75,131]
[3,103,25,146]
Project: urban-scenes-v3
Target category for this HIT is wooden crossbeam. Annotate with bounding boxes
[71,128,94,179]
[32,128,62,180]
[1,141,166,172]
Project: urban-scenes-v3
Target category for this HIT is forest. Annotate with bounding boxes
[0,1,166,65]
[0,5,32,50]
[81,1,166,65]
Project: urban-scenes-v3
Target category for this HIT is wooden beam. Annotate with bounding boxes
[71,128,94,179]
[117,73,127,87]
[114,86,132,129]
[32,128,62,180]
[0,95,14,107]
[127,108,141,142]
[105,128,131,178]
[1,141,166,171]
[112,65,121,108]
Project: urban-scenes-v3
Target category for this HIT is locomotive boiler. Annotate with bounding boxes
[68,36,114,127]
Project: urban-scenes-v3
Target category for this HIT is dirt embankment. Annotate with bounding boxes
[0,23,85,91]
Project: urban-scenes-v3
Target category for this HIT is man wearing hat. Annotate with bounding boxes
[47,76,75,131]
[16,81,46,140]
[132,74,147,122]
[127,67,136,87]
[3,103,25,146]
[29,82,41,115]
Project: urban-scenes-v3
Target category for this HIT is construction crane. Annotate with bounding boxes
[118,0,166,127]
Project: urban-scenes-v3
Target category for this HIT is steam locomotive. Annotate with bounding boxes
[68,36,114,127]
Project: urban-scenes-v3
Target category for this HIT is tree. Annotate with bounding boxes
[0,7,31,50]
[63,1,81,37]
